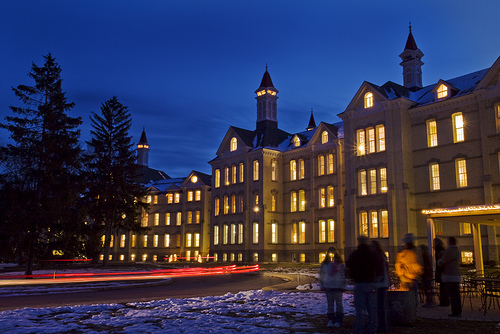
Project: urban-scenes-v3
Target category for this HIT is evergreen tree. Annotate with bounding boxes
[84,97,147,265]
[0,54,84,274]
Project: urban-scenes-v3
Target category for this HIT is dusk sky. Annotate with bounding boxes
[2,1,500,177]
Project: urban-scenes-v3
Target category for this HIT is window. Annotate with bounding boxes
[174,193,180,203]
[238,223,243,244]
[427,119,438,147]
[154,213,159,226]
[239,195,244,213]
[231,194,236,213]
[359,211,368,237]
[357,129,366,156]
[379,168,387,193]
[298,159,305,179]
[253,160,259,181]
[146,196,152,204]
[293,136,300,147]
[452,112,464,143]
[213,226,219,245]
[271,160,277,181]
[187,191,193,202]
[154,234,159,247]
[327,154,334,174]
[194,233,200,247]
[496,103,500,133]
[153,195,158,204]
[364,92,373,108]
[327,186,334,207]
[461,251,473,264]
[461,223,472,235]
[318,155,325,176]
[187,211,192,224]
[195,211,200,224]
[271,223,278,244]
[371,211,379,238]
[232,165,237,184]
[195,190,201,201]
[369,169,377,195]
[380,210,389,238]
[176,212,182,225]
[298,190,305,211]
[214,197,220,216]
[167,193,173,204]
[319,188,326,208]
[230,137,237,151]
[456,158,468,188]
[223,224,228,245]
[328,219,335,242]
[131,234,136,248]
[143,235,148,248]
[239,163,244,183]
[319,220,326,243]
[429,163,440,191]
[435,220,443,235]
[290,160,297,181]
[165,234,170,247]
[271,193,276,211]
[367,128,375,154]
[231,224,236,244]
[142,214,148,227]
[223,195,229,214]
[252,222,259,244]
[290,191,297,212]
[359,170,367,196]
[272,253,278,262]
[437,84,448,99]
[120,234,126,248]
[224,167,230,185]
[322,131,328,144]
[291,223,298,244]
[376,125,386,152]
[299,222,306,244]
[215,169,220,188]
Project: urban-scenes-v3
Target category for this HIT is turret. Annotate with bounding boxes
[399,24,424,90]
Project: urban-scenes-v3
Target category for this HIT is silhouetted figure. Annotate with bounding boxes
[434,237,449,306]
[319,247,346,328]
[372,240,390,332]
[438,237,462,317]
[395,233,423,306]
[419,244,434,307]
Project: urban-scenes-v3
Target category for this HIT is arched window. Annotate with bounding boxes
[293,136,300,147]
[230,137,237,151]
[321,131,328,144]
[364,92,373,108]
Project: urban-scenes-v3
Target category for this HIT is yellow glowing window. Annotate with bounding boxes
[437,84,448,99]
[214,197,220,216]
[367,128,375,153]
[187,191,193,202]
[369,169,377,194]
[231,194,236,213]
[271,193,276,211]
[214,169,220,188]
[232,165,237,184]
[427,119,438,147]
[327,154,334,174]
[195,190,201,201]
[461,223,472,235]
[174,193,180,203]
[376,125,385,152]
[380,210,389,238]
[131,234,136,248]
[290,191,297,212]
[328,219,335,242]
[230,137,237,151]
[271,160,277,181]
[299,159,305,179]
[359,212,368,237]
[252,222,259,244]
[327,186,334,207]
[357,129,366,156]
[271,223,278,244]
[359,170,367,196]
[319,188,326,208]
[379,168,387,193]
[187,211,192,224]
[299,222,306,244]
[453,112,464,142]
[293,136,300,147]
[299,190,305,211]
[291,223,298,244]
[318,155,325,176]
[167,193,173,204]
[224,167,230,185]
[257,90,265,96]
[456,158,468,188]
[290,160,297,181]
[165,234,170,247]
[143,235,148,248]
[253,160,259,181]
[364,92,373,108]
[213,226,219,246]
[153,234,159,247]
[223,195,229,214]
[166,212,171,225]
[120,234,126,248]
[371,211,379,238]
[195,210,200,224]
[430,163,440,191]
[321,131,328,144]
[154,213,159,226]
[319,220,326,243]
[461,251,473,264]
[176,212,182,225]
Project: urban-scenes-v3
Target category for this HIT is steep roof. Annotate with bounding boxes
[135,165,170,185]
[138,129,148,144]
[258,69,274,89]
[404,29,418,51]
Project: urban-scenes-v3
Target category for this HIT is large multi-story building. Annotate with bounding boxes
[106,29,500,268]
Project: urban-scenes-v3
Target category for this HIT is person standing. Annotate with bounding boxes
[438,237,462,317]
[395,233,423,306]
[419,244,434,307]
[346,236,377,334]
[371,241,390,332]
[434,238,449,307]
[319,247,346,328]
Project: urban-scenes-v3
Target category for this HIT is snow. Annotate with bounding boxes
[0,271,355,333]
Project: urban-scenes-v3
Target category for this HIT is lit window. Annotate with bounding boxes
[271,193,276,211]
[293,136,300,147]
[223,195,229,214]
[120,234,126,248]
[376,125,386,152]
[167,193,173,204]
[154,234,159,247]
[271,223,278,244]
[426,119,438,147]
[213,226,219,245]
[109,235,114,247]
[299,221,306,244]
[147,196,152,204]
[252,222,259,244]
[461,251,473,264]
[327,154,334,174]
[359,212,368,237]
[232,165,237,184]
[319,220,326,243]
[176,212,182,225]
[318,155,325,176]
[456,158,468,188]
[371,211,378,238]
[322,131,328,144]
[143,235,148,248]
[131,234,136,248]
[290,160,297,181]
[327,186,334,207]
[195,211,200,224]
[298,190,305,211]
[328,219,335,242]
[142,214,148,227]
[194,233,200,248]
[272,253,278,262]
[429,163,440,191]
[369,169,377,195]
[230,137,237,152]
[231,194,236,213]
[319,188,326,208]
[215,169,220,188]
[195,190,201,201]
[379,168,387,193]
[359,170,367,196]
[174,193,180,203]
[380,210,389,238]
[496,104,500,133]
[298,159,305,179]
[187,191,193,201]
[223,224,228,245]
[224,167,230,185]
[253,253,259,262]
[165,234,170,247]
[367,128,375,153]
[435,220,443,235]
[291,223,298,244]
[239,163,244,183]
[187,211,192,224]
[154,213,159,226]
[364,92,373,108]
[357,129,366,156]
[271,160,277,181]
[153,195,158,204]
[231,224,236,244]
[437,84,448,99]
[253,160,259,181]
[290,191,297,212]
[238,223,243,244]
[452,112,464,142]
[214,197,220,216]
[300,253,306,263]
[239,195,244,213]
[461,223,472,235]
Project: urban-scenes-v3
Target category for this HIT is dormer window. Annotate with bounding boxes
[321,131,328,144]
[230,137,237,152]
[437,84,448,99]
[364,92,373,108]
[293,136,301,147]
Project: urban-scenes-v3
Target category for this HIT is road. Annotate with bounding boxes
[0,272,287,311]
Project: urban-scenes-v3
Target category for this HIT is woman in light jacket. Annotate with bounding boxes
[319,247,346,328]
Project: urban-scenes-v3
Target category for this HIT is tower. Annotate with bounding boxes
[399,24,424,90]
[255,67,279,130]
[307,109,316,131]
[137,128,150,167]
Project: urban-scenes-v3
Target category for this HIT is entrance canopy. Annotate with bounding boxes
[422,204,500,274]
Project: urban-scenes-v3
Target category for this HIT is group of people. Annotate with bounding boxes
[318,233,462,333]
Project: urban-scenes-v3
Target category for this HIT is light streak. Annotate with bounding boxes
[422,204,500,215]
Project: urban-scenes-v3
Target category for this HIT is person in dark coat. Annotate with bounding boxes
[371,240,390,332]
[419,244,434,307]
[434,237,449,307]
[438,237,462,317]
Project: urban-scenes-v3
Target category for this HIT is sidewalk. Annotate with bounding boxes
[416,295,500,322]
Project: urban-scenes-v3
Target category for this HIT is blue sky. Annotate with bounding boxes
[1,1,500,176]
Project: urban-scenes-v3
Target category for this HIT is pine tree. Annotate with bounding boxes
[0,54,83,274]
[84,96,147,265]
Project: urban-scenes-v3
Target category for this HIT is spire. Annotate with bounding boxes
[307,109,316,130]
[399,23,424,90]
[137,128,150,167]
[255,67,279,130]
